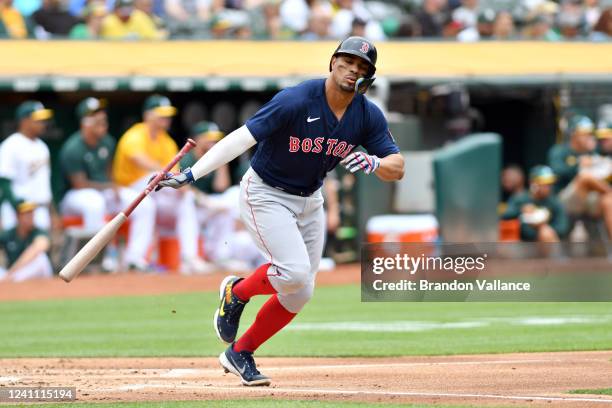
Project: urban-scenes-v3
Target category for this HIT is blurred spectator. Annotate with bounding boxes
[210,9,252,38]
[163,0,211,37]
[556,0,586,39]
[101,0,166,39]
[69,1,106,38]
[279,0,310,34]
[491,10,515,39]
[180,121,231,195]
[451,0,477,29]
[112,95,211,273]
[252,0,285,39]
[522,14,560,40]
[31,0,79,38]
[590,7,612,40]
[0,101,53,231]
[548,115,612,238]
[301,2,332,39]
[329,0,385,40]
[584,0,601,29]
[0,201,53,282]
[12,0,39,17]
[59,97,155,271]
[349,15,365,36]
[385,14,420,37]
[135,0,166,31]
[501,164,525,202]
[502,165,568,242]
[0,0,28,38]
[414,0,448,37]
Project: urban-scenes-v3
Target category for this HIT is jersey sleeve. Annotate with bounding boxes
[361,102,400,158]
[501,193,525,220]
[245,89,297,142]
[0,139,17,179]
[547,145,576,181]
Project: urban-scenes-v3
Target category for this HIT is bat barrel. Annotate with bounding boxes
[59,213,127,282]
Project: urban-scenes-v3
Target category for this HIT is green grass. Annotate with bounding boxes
[569,388,612,395]
[0,284,611,357]
[0,402,490,408]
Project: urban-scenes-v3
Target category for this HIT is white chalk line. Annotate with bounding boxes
[28,359,564,379]
[288,315,612,332]
[91,383,612,404]
[0,376,21,383]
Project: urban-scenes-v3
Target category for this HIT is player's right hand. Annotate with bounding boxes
[156,167,195,190]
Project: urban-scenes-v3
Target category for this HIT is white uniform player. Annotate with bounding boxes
[0,101,53,230]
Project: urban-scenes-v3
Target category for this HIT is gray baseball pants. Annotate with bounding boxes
[239,167,325,313]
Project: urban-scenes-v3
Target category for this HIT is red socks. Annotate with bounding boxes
[233,294,296,353]
[232,263,277,301]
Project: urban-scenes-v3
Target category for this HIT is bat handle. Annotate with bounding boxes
[123,138,197,217]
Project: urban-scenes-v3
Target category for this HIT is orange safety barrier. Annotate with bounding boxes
[367,229,438,243]
[499,219,520,242]
[157,236,181,272]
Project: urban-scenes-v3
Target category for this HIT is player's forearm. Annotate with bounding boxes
[8,236,50,274]
[375,153,404,181]
[191,125,257,181]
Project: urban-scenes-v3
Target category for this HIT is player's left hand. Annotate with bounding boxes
[340,151,380,175]
[155,167,194,190]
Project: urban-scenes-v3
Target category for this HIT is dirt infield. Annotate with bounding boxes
[0,352,611,406]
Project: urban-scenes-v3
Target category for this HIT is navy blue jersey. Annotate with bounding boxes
[246,79,399,196]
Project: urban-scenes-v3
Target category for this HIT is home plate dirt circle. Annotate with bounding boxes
[1,351,611,406]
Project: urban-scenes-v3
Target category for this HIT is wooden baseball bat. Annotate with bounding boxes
[59,138,197,283]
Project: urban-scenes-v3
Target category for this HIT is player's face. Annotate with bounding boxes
[531,183,551,200]
[332,55,370,93]
[91,111,108,138]
[24,118,48,137]
[146,111,172,130]
[17,211,34,231]
[573,131,595,152]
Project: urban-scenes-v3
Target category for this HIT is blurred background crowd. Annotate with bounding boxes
[1,0,611,41]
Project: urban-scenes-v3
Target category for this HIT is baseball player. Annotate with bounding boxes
[502,165,568,242]
[0,101,53,230]
[58,97,155,270]
[112,95,210,273]
[158,37,404,385]
[0,200,53,282]
[548,115,612,238]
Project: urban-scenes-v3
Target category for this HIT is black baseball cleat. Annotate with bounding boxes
[214,275,247,344]
[219,343,271,386]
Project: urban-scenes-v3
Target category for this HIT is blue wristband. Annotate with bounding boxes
[183,167,195,183]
